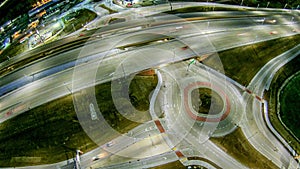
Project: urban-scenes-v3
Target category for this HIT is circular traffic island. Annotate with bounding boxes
[183,82,230,122]
[191,88,224,115]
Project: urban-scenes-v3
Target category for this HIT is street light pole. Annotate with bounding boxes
[35,28,44,44]
[121,63,126,78]
[64,82,72,94]
[266,2,270,8]
[168,0,172,11]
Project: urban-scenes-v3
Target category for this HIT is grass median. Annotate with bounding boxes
[205,35,300,86]
[210,127,278,169]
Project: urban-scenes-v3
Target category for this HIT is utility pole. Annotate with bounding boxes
[75,150,82,169]
[121,63,126,78]
[72,23,76,32]
[262,18,265,25]
[168,0,172,11]
[35,28,44,44]
[173,50,176,62]
[64,82,72,94]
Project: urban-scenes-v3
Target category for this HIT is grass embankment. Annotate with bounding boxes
[0,42,28,63]
[108,18,126,24]
[60,9,97,36]
[150,160,185,169]
[211,127,278,169]
[99,4,118,14]
[0,75,157,167]
[280,74,300,139]
[265,56,300,155]
[207,35,300,85]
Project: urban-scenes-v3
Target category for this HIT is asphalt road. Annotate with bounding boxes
[1,19,298,123]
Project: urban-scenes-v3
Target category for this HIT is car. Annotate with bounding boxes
[92,156,100,161]
[181,46,189,50]
[265,19,276,24]
[106,141,114,147]
[270,31,278,35]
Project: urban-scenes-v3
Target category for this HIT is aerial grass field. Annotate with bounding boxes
[213,35,300,86]
[0,74,157,167]
[99,4,118,14]
[210,127,278,169]
[150,160,185,169]
[60,9,97,36]
[279,73,300,139]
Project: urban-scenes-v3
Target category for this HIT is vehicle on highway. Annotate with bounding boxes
[92,156,100,161]
[270,31,278,35]
[106,141,114,147]
[90,103,98,120]
[265,19,276,24]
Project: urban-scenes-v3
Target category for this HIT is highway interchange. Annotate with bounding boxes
[0,1,300,169]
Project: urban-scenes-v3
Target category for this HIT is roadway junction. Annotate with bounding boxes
[0,1,299,169]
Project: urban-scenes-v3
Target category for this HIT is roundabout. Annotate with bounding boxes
[159,61,244,139]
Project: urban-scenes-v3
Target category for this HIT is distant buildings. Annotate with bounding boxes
[0,0,80,50]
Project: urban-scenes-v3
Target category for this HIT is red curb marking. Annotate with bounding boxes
[183,81,231,122]
[245,88,252,94]
[154,120,165,133]
[5,111,12,117]
[175,150,184,158]
[255,95,262,101]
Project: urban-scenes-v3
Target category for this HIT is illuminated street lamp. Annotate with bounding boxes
[167,0,173,11]
[35,28,44,44]
[266,2,270,8]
